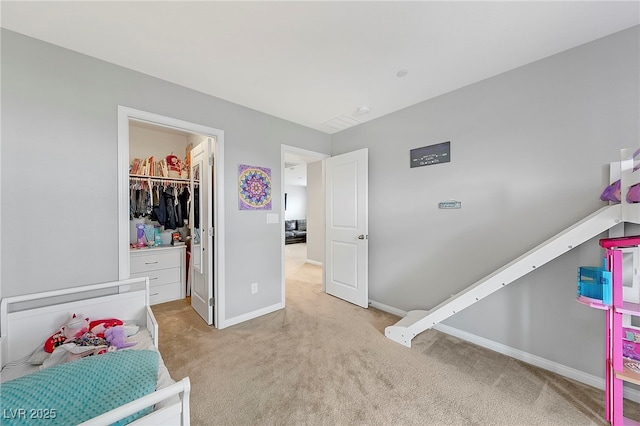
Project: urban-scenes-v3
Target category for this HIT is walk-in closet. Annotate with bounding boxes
[128,120,207,306]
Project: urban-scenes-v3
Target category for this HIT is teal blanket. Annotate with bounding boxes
[1,350,159,426]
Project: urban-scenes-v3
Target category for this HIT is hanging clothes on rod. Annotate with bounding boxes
[155,186,179,229]
[178,187,190,225]
[130,179,153,218]
[129,176,191,229]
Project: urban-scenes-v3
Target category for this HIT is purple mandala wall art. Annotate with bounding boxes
[238,164,272,210]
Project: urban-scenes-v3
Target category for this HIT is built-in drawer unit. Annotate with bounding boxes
[130,245,186,305]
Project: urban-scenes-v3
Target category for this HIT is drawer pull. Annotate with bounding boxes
[149,277,158,281]
[150,292,159,296]
[145,261,159,265]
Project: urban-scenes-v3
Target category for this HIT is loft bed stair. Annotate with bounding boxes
[386,147,640,348]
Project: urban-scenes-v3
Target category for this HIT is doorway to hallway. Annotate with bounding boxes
[281,145,328,298]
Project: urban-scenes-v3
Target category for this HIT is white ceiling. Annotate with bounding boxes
[284,152,325,186]
[284,159,309,187]
[1,1,639,134]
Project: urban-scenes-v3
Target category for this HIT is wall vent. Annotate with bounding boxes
[323,115,361,131]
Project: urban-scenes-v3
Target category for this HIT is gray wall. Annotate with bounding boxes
[2,24,639,380]
[0,30,331,322]
[284,185,306,221]
[306,161,325,264]
[331,26,639,377]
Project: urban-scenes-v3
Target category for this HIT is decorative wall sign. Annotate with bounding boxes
[238,164,272,210]
[438,200,461,209]
[410,141,451,168]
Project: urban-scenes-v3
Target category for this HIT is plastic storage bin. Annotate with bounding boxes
[578,266,612,304]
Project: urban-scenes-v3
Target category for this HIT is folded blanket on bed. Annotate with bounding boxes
[0,350,159,426]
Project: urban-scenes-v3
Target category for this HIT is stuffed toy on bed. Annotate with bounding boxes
[43,314,124,353]
[63,314,90,338]
[89,318,124,338]
[41,324,132,368]
[105,326,137,350]
[43,314,89,353]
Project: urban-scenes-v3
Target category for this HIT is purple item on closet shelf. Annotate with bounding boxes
[136,223,146,248]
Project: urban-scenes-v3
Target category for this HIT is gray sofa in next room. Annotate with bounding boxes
[285,219,307,244]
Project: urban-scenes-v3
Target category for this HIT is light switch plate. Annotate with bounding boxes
[267,213,279,223]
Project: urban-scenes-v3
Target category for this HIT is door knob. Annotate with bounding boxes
[358,234,366,240]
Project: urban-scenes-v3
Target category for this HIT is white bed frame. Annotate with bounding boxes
[0,277,190,426]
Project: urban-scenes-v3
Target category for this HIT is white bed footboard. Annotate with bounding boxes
[78,377,191,426]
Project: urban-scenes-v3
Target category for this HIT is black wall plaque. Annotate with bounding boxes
[410,141,450,168]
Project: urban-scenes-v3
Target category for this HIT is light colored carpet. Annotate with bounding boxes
[152,243,639,425]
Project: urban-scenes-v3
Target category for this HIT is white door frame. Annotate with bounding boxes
[280,145,330,300]
[118,106,226,327]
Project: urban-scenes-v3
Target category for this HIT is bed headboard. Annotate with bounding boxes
[0,277,153,368]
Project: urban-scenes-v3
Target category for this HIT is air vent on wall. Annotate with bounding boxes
[323,115,361,131]
[284,162,299,169]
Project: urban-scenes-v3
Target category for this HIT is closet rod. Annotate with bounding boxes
[129,174,189,183]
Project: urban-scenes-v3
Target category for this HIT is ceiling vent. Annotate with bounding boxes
[323,115,361,131]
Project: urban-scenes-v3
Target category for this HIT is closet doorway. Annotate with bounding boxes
[118,107,225,328]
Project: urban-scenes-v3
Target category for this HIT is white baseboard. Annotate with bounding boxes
[370,299,640,404]
[434,323,640,403]
[221,302,283,328]
[305,259,322,266]
[368,299,407,318]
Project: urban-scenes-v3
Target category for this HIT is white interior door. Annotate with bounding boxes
[325,148,368,308]
[191,138,215,325]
